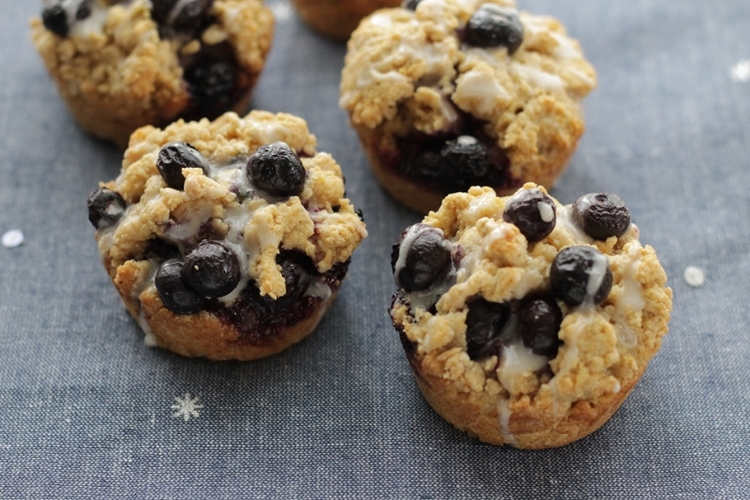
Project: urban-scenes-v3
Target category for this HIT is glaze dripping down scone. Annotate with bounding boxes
[31,0,274,147]
[390,184,672,448]
[340,0,596,213]
[88,111,367,360]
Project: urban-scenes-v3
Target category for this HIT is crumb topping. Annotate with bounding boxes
[391,184,672,424]
[96,111,367,301]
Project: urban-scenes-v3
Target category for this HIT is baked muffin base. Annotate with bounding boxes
[355,123,573,214]
[114,258,342,361]
[290,0,402,40]
[401,327,645,448]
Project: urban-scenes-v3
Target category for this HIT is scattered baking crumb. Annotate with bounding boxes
[2,229,24,248]
[683,266,705,287]
[730,60,750,83]
[271,2,292,22]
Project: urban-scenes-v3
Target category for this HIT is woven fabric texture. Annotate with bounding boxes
[1,0,748,498]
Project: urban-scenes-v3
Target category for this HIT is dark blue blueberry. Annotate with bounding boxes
[519,297,562,357]
[502,188,556,243]
[465,5,524,54]
[440,136,490,181]
[155,259,206,315]
[184,59,235,107]
[87,187,127,230]
[391,224,453,292]
[76,0,93,20]
[465,298,510,360]
[573,193,631,240]
[402,0,422,10]
[247,142,307,197]
[42,4,69,37]
[182,240,241,297]
[156,142,209,190]
[269,252,314,308]
[550,246,612,307]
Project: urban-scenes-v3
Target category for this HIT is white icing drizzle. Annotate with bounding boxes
[498,342,548,389]
[395,225,456,311]
[140,308,159,347]
[537,201,554,223]
[612,243,645,349]
[512,63,565,91]
[305,279,332,301]
[582,250,609,310]
[554,205,592,243]
[369,13,393,28]
[453,69,510,115]
[393,225,431,283]
[466,191,498,224]
[496,398,518,446]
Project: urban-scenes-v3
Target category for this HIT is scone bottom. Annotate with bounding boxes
[33,0,273,147]
[341,1,597,213]
[88,112,367,360]
[390,185,672,448]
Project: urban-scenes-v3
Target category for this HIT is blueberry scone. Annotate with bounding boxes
[341,0,596,213]
[31,0,274,147]
[87,111,367,360]
[289,0,401,40]
[390,184,672,448]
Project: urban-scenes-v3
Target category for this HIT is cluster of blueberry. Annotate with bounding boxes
[42,0,238,119]
[391,189,632,361]
[392,2,526,190]
[87,141,316,318]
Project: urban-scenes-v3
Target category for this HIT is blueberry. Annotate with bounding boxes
[182,240,241,297]
[502,188,556,243]
[272,252,314,307]
[465,298,510,360]
[402,0,421,10]
[76,0,93,20]
[391,224,453,291]
[155,259,206,315]
[42,4,69,37]
[172,0,212,33]
[150,0,178,26]
[156,142,209,190]
[465,5,524,54]
[247,142,307,197]
[440,136,490,184]
[519,297,562,357]
[550,246,612,307]
[87,187,127,230]
[144,238,181,262]
[184,59,235,107]
[573,193,631,240]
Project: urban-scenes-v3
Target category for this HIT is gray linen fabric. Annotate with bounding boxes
[1,0,749,498]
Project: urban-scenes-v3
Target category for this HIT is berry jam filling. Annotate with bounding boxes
[208,256,349,346]
[383,112,515,194]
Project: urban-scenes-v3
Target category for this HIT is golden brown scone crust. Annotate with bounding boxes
[391,185,672,448]
[31,0,274,148]
[340,0,596,213]
[290,0,402,40]
[95,111,367,360]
